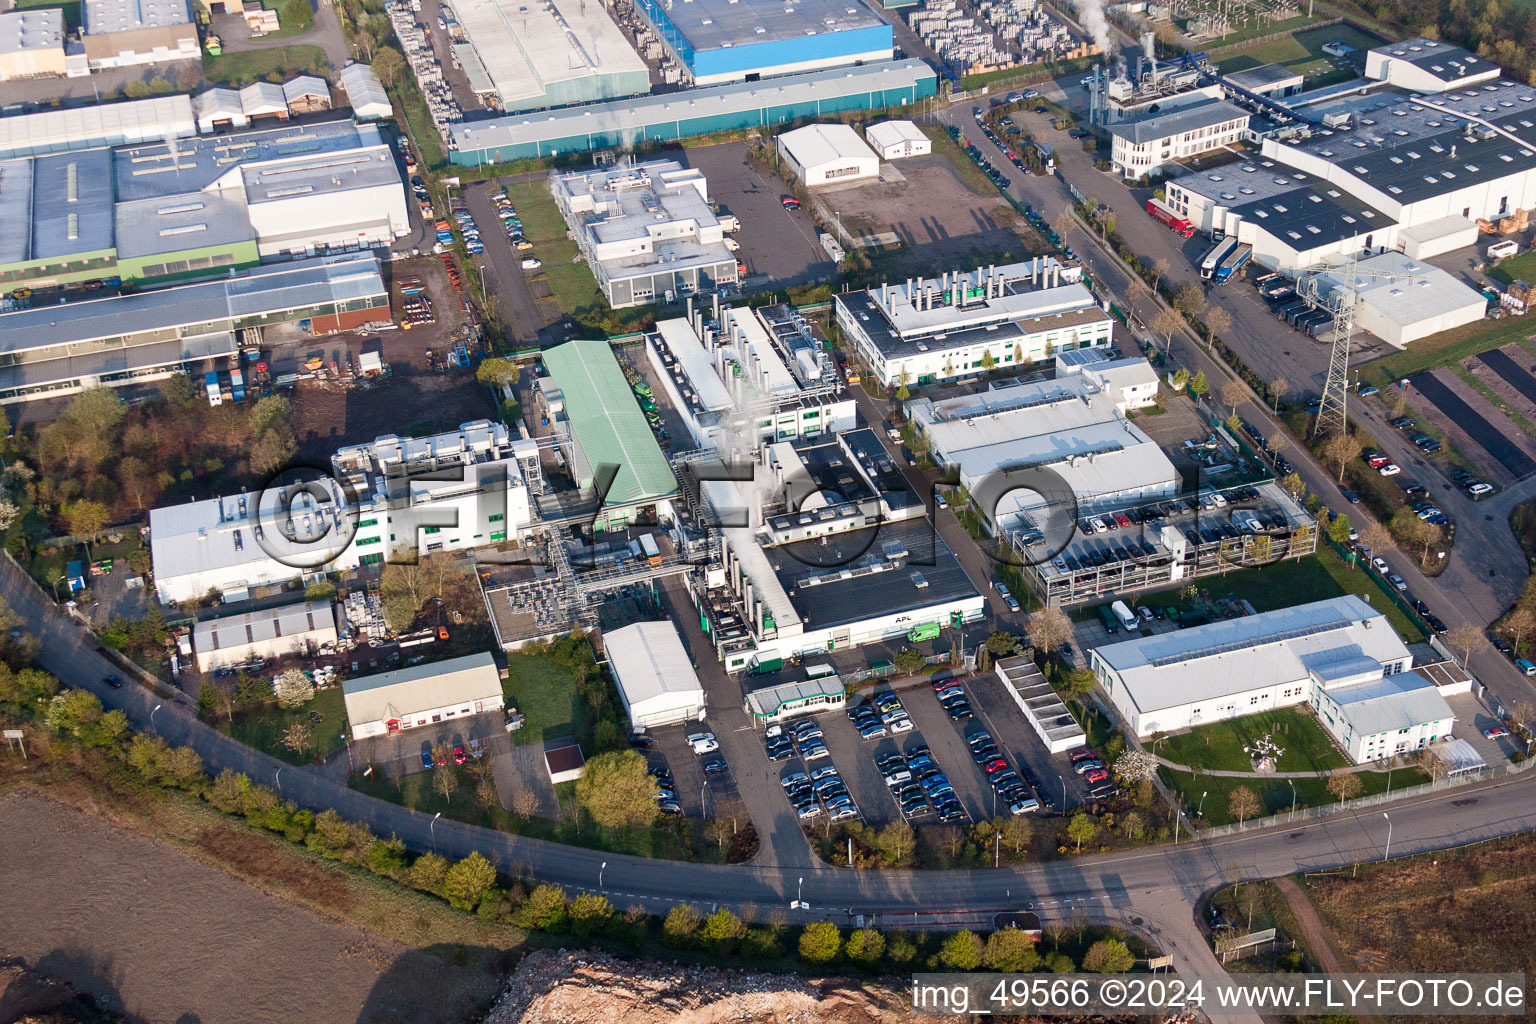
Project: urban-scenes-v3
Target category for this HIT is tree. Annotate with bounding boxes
[282,720,313,757]
[1327,511,1353,545]
[511,788,540,819]
[1205,305,1233,341]
[250,428,297,475]
[1501,606,1536,653]
[983,927,1040,971]
[124,79,149,98]
[1360,519,1393,557]
[280,0,315,29]
[1112,749,1159,784]
[371,47,405,88]
[66,499,109,537]
[1219,377,1246,417]
[525,883,568,931]
[1026,606,1072,654]
[1083,939,1135,973]
[575,749,658,828]
[845,927,885,968]
[1151,257,1170,292]
[984,630,1018,658]
[1187,370,1210,399]
[1279,472,1306,502]
[699,907,748,954]
[568,893,614,937]
[1323,432,1363,481]
[354,28,376,59]
[1066,812,1099,852]
[1444,623,1488,667]
[432,766,459,802]
[940,930,983,970]
[1227,785,1260,826]
[408,852,450,895]
[1270,376,1289,412]
[1400,515,1441,567]
[1121,811,1146,840]
[1326,772,1363,805]
[1153,307,1182,345]
[273,667,314,708]
[177,60,202,91]
[893,647,926,675]
[895,368,912,403]
[799,921,842,964]
[443,850,498,910]
[875,821,916,865]
[1174,285,1206,321]
[476,357,520,388]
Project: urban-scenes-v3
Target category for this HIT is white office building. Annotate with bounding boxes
[1091,595,1458,763]
[777,123,880,186]
[1108,100,1249,178]
[149,421,540,603]
[604,620,707,729]
[550,160,738,308]
[835,258,1114,387]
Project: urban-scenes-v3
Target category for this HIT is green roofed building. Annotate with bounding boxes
[539,338,679,529]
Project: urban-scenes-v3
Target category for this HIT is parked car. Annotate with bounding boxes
[521,258,542,270]
[688,732,719,754]
[1517,659,1536,676]
[453,745,467,765]
[420,748,434,769]
[1484,725,1511,739]
[103,674,123,688]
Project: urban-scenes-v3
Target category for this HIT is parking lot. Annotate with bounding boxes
[680,142,835,288]
[351,709,508,781]
[643,723,740,818]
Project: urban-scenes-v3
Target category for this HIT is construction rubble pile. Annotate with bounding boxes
[482,950,919,1024]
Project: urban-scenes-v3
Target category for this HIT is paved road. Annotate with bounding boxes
[15,555,1536,1023]
[462,180,552,348]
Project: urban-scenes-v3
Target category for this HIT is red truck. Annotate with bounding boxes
[1146,197,1195,238]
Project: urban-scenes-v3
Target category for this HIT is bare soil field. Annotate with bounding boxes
[290,368,496,461]
[1301,829,1536,998]
[0,791,500,1024]
[1409,368,1536,482]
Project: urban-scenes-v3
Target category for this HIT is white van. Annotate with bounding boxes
[1110,600,1139,631]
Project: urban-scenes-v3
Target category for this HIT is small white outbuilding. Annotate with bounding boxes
[604,620,706,729]
[777,123,879,187]
[864,119,930,160]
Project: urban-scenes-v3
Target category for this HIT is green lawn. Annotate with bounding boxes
[502,182,570,244]
[1163,763,1429,827]
[1215,23,1386,89]
[1157,707,1348,774]
[502,652,591,748]
[202,44,328,86]
[220,686,347,765]
[501,181,609,319]
[1136,550,1426,643]
[1359,310,1536,387]
[1487,249,1536,287]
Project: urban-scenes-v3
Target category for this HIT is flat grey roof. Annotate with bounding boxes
[0,95,196,160]
[84,0,190,34]
[764,516,979,632]
[1225,63,1303,90]
[0,254,385,353]
[0,9,64,54]
[1371,37,1487,84]
[33,149,116,259]
[1234,182,1395,248]
[451,0,647,108]
[114,188,255,259]
[1324,670,1454,735]
[663,0,886,51]
[1171,158,1319,204]
[1108,100,1248,145]
[452,59,934,153]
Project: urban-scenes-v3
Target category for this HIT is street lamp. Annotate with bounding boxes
[430,811,442,853]
[701,778,710,816]
[275,765,285,796]
[1198,790,1208,819]
[1288,778,1297,820]
[150,703,163,735]
[599,860,607,890]
[1382,812,1392,862]
[1057,774,1066,809]
[797,876,804,905]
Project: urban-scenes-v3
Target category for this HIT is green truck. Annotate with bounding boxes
[907,622,941,643]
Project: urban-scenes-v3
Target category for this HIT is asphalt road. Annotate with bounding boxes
[462,181,553,348]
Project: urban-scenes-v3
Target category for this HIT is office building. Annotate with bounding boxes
[1108,100,1249,178]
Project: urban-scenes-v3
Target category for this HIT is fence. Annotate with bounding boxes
[1193,754,1536,840]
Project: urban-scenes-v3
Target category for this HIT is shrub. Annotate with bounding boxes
[699,907,747,955]
[1082,939,1135,973]
[798,921,842,965]
[983,928,1040,972]
[661,903,703,947]
[568,893,614,937]
[525,884,569,932]
[844,927,885,968]
[939,930,983,970]
[408,852,450,896]
[443,851,498,911]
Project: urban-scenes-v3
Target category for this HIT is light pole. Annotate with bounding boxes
[275,765,285,796]
[1288,778,1296,820]
[430,811,442,853]
[797,876,804,905]
[1198,790,1208,819]
[599,860,607,890]
[994,830,1001,868]
[701,778,710,817]
[1057,774,1066,808]
[150,704,163,735]
[1382,812,1392,862]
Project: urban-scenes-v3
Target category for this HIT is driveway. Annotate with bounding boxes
[210,0,349,72]
[463,179,555,348]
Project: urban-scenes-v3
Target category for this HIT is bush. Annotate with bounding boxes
[661,903,703,947]
[525,883,569,932]
[443,850,498,910]
[574,749,657,829]
[743,925,782,959]
[699,907,747,955]
[366,835,408,878]
[798,921,842,965]
[1082,939,1134,973]
[983,928,1040,972]
[939,930,983,970]
[408,852,450,896]
[844,927,885,968]
[568,893,614,937]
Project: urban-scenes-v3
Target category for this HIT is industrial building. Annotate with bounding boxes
[1087,52,1224,126]
[549,160,738,308]
[907,363,1177,534]
[631,0,892,86]
[1363,37,1500,93]
[0,94,195,159]
[604,620,707,729]
[0,9,66,81]
[865,118,930,159]
[339,61,393,120]
[835,258,1114,387]
[343,653,505,740]
[0,253,388,406]
[744,676,846,722]
[448,58,937,166]
[1091,595,1459,764]
[644,301,857,450]
[82,0,199,68]
[191,599,337,672]
[1305,252,1488,347]
[445,0,649,112]
[777,123,880,186]
[1108,100,1250,178]
[1224,63,1304,99]
[538,339,679,529]
[149,419,540,603]
[0,119,410,291]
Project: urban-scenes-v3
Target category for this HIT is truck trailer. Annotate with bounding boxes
[1146,197,1196,238]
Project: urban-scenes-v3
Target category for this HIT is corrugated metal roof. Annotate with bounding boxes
[0,95,195,159]
[193,599,336,654]
[1322,670,1454,736]
[342,652,503,726]
[604,621,703,711]
[542,339,678,508]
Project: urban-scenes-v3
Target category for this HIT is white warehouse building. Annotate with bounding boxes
[343,653,505,739]
[864,119,930,159]
[1091,595,1458,764]
[604,620,707,729]
[777,123,880,186]
[191,599,337,673]
[835,259,1114,387]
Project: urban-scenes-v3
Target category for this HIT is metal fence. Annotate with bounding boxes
[1193,755,1535,840]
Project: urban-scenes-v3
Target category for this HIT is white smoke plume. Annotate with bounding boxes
[1078,0,1112,57]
